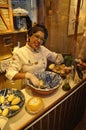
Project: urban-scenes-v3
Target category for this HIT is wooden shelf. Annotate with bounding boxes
[0,0,14,33]
[0,29,28,35]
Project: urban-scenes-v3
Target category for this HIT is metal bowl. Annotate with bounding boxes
[27,71,62,95]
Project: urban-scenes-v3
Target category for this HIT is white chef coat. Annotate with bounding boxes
[6,44,63,80]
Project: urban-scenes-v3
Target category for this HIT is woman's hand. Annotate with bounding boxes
[78,61,86,67]
[25,72,40,86]
[56,54,64,64]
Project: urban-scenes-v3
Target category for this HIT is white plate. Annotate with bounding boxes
[0,116,8,130]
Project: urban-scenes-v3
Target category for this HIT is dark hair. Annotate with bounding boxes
[28,24,48,44]
[26,16,32,30]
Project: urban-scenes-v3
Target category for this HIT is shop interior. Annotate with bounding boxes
[0,0,86,130]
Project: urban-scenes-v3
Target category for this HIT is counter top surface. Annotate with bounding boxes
[3,74,86,130]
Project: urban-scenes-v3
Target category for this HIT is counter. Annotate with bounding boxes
[4,75,86,130]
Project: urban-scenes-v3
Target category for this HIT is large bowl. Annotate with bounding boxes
[27,71,62,95]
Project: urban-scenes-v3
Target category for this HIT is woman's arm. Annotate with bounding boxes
[79,61,86,67]
[13,72,40,86]
[13,72,26,80]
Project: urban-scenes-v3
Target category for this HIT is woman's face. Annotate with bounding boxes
[29,31,45,50]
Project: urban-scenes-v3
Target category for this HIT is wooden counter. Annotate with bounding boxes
[4,77,86,130]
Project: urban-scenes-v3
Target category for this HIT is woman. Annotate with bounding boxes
[6,24,64,86]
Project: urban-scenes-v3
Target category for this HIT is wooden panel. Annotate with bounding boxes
[0,0,14,33]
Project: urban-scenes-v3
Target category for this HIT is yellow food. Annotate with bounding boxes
[2,108,9,117]
[0,96,5,104]
[10,105,20,110]
[26,97,44,114]
[39,80,44,88]
[11,97,21,105]
[8,94,15,102]
[49,64,55,70]
[0,109,2,114]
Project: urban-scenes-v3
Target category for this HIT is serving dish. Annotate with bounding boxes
[0,88,25,118]
[49,64,72,77]
[25,97,44,114]
[27,71,62,95]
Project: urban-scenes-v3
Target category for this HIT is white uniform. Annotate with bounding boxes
[6,44,64,80]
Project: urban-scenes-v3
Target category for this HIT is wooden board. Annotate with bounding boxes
[0,0,14,33]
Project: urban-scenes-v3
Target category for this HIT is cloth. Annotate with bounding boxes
[6,44,63,80]
[13,7,28,16]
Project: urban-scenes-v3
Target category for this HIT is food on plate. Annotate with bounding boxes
[10,105,20,110]
[25,97,44,114]
[2,108,9,117]
[8,94,15,102]
[0,109,2,114]
[11,97,21,105]
[49,64,55,70]
[0,96,5,104]
[49,64,72,75]
[0,88,25,117]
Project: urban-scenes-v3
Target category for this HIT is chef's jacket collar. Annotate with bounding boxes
[26,43,40,53]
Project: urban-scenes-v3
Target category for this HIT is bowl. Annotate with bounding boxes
[25,97,44,114]
[27,71,62,95]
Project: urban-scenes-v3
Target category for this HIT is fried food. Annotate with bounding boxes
[10,105,20,110]
[49,64,55,70]
[0,109,2,114]
[11,97,21,105]
[8,94,15,102]
[0,96,5,104]
[2,108,9,117]
[49,64,72,75]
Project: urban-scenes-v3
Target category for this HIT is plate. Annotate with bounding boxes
[0,116,8,130]
[49,64,72,76]
[27,71,62,95]
[0,88,25,118]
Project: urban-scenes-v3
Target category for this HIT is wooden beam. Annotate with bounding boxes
[0,9,9,29]
[74,0,81,40]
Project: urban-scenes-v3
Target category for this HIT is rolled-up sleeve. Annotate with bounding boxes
[41,46,64,64]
